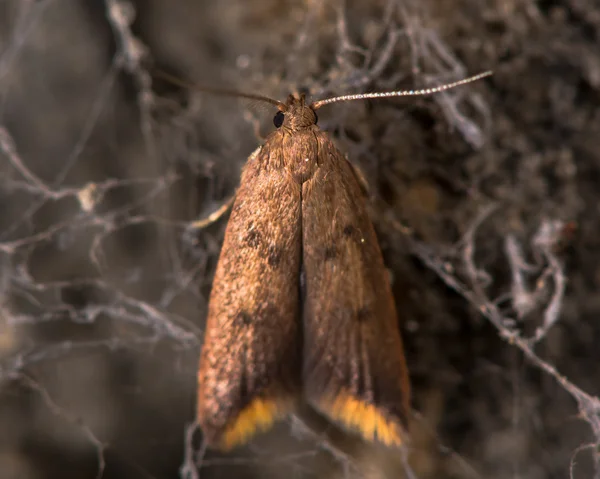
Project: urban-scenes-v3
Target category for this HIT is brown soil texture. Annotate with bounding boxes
[1,1,599,478]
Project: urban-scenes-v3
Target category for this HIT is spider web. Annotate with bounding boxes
[0,1,598,478]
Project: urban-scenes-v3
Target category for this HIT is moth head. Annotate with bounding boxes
[273,93,318,132]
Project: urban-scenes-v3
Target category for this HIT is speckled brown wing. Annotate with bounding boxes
[301,133,411,447]
[197,140,302,450]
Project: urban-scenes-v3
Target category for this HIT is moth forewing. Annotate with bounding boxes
[301,132,411,446]
[197,141,303,450]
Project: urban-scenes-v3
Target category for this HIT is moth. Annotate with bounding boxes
[192,72,491,450]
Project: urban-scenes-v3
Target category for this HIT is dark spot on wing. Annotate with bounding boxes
[342,224,364,245]
[356,306,371,323]
[267,245,281,267]
[342,225,355,236]
[343,225,359,239]
[234,311,252,326]
[245,229,261,248]
[323,244,337,260]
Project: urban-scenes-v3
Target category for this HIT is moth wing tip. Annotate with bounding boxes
[212,396,295,451]
[316,392,407,447]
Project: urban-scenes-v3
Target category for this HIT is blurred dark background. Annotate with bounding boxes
[1,0,599,478]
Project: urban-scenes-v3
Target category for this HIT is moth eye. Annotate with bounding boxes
[273,111,285,128]
[313,111,318,125]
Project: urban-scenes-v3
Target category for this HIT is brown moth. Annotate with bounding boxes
[193,72,492,450]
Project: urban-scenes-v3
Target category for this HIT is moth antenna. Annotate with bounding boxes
[154,69,286,109]
[310,71,492,110]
